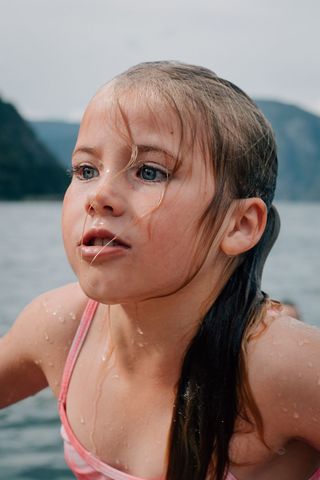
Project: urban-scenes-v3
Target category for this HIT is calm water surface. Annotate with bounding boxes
[0,201,319,479]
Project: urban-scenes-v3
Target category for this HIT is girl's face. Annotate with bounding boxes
[62,84,215,304]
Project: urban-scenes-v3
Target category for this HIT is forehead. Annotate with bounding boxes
[79,82,211,166]
[80,83,183,154]
[77,82,215,207]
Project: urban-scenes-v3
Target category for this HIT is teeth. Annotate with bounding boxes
[92,238,117,247]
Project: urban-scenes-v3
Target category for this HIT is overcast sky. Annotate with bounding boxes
[0,0,319,120]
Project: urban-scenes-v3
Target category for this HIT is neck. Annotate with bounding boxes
[101,255,234,383]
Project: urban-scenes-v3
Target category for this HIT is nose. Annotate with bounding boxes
[85,173,126,218]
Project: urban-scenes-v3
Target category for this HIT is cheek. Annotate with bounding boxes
[145,207,201,267]
[61,188,73,240]
[61,187,81,260]
[131,189,168,221]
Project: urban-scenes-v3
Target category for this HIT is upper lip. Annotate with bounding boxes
[80,228,131,248]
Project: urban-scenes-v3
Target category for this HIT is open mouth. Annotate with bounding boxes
[86,237,129,248]
[81,229,131,249]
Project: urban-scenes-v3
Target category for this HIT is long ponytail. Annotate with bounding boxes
[166,206,280,480]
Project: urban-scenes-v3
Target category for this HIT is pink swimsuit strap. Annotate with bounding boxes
[58,299,99,405]
[58,299,320,480]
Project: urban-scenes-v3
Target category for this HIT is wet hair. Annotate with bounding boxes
[114,61,280,480]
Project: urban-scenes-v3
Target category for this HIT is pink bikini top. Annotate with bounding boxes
[58,300,320,480]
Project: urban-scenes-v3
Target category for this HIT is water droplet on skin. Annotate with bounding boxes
[113,374,119,379]
[49,362,54,367]
[34,359,42,365]
[59,316,65,323]
[44,332,49,341]
[69,312,76,320]
[115,459,121,465]
[136,326,144,335]
[137,342,144,348]
[282,407,288,413]
[293,412,300,419]
[101,354,107,362]
[317,378,320,386]
[80,416,85,424]
[42,301,49,314]
[307,362,313,368]
[277,447,286,455]
[52,311,57,316]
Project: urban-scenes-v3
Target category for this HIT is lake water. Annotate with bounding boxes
[0,201,319,479]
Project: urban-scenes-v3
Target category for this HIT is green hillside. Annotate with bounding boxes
[256,100,320,201]
[0,99,69,200]
[1,98,318,201]
[30,120,79,168]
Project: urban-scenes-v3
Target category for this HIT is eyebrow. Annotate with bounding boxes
[72,146,100,159]
[72,144,178,165]
[137,144,176,160]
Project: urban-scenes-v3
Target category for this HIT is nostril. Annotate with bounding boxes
[103,205,114,212]
[86,198,98,215]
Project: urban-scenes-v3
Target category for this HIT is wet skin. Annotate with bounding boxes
[0,84,319,479]
[62,84,218,307]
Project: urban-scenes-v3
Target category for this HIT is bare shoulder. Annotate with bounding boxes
[247,312,320,450]
[0,283,89,403]
[30,282,89,341]
[14,282,88,348]
[247,312,320,374]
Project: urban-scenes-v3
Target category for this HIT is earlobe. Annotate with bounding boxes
[220,199,267,256]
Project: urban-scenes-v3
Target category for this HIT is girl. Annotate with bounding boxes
[1,61,320,480]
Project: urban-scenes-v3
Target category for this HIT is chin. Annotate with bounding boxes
[77,277,134,305]
[78,278,114,304]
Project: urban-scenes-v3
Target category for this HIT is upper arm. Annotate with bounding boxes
[0,282,87,408]
[249,317,320,451]
[0,300,48,408]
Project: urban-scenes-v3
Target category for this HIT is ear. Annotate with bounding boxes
[220,198,267,256]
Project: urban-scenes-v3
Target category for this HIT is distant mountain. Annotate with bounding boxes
[30,100,320,202]
[0,99,69,200]
[30,120,79,169]
[256,100,320,201]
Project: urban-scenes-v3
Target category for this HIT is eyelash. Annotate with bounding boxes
[69,163,170,183]
[136,164,170,183]
[69,165,99,181]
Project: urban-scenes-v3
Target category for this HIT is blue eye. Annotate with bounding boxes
[137,165,168,183]
[71,165,99,180]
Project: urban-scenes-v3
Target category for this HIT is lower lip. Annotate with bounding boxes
[78,245,130,262]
